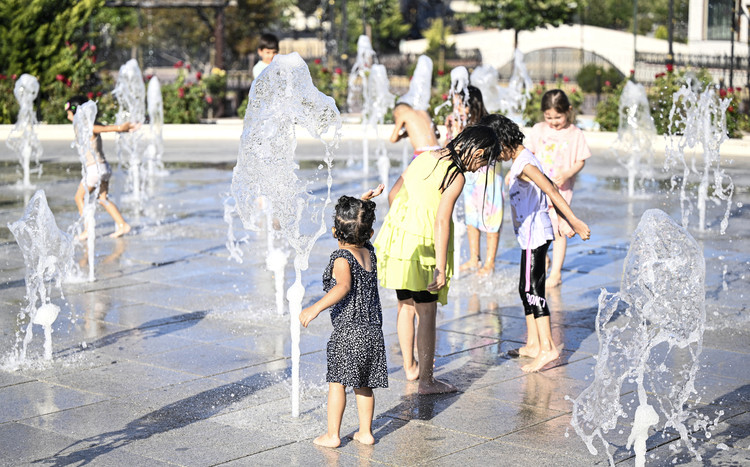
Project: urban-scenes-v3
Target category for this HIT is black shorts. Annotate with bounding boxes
[518,241,551,319]
[396,289,438,304]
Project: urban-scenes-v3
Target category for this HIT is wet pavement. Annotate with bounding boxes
[0,122,749,466]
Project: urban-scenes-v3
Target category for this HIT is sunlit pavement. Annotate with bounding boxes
[0,123,748,465]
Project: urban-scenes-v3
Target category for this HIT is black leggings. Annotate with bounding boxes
[396,289,438,304]
[518,241,551,319]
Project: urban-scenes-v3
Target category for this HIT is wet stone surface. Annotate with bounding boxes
[1,131,749,466]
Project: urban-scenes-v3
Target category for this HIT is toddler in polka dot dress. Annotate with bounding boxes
[300,187,387,447]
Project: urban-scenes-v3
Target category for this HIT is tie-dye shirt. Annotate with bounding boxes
[526,122,591,197]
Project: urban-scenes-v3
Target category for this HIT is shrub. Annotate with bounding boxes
[647,66,713,135]
[576,64,624,94]
[0,74,20,124]
[594,76,634,132]
[162,66,208,123]
[309,59,348,111]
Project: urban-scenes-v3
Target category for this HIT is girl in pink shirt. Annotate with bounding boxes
[526,90,591,287]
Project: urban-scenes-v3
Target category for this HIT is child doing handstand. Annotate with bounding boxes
[65,96,132,240]
[487,114,590,372]
[300,193,387,447]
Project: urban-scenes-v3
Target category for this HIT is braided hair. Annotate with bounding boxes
[333,196,376,246]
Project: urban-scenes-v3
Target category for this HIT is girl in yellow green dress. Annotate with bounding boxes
[373,125,501,394]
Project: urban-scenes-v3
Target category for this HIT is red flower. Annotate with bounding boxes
[56,74,65,82]
[442,93,448,101]
[96,91,102,97]
[186,63,191,71]
[0,74,5,80]
[571,87,577,93]
[87,92,94,99]
[605,80,611,87]
[719,88,727,98]
[196,71,202,80]
[735,87,742,92]
[321,67,329,74]
[11,74,17,80]
[178,87,185,98]
[536,88,542,95]
[314,58,321,64]
[81,42,89,52]
[90,45,96,52]
[146,74,153,81]
[206,96,213,104]
[65,41,70,47]
[65,78,71,87]
[334,67,342,75]
[630,69,635,75]
[540,80,545,86]
[437,70,445,76]
[728,105,734,112]
[174,60,184,68]
[563,76,570,83]
[91,56,96,64]
[666,63,674,72]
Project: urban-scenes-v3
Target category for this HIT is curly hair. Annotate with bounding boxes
[478,114,525,157]
[333,196,376,246]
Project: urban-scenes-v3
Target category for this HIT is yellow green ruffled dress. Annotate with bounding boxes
[373,151,454,305]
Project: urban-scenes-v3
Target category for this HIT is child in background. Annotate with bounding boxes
[374,125,501,393]
[390,102,442,158]
[489,114,590,373]
[300,193,387,447]
[252,33,279,79]
[526,89,591,287]
[445,86,504,276]
[65,96,132,240]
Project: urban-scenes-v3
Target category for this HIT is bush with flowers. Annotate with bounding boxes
[524,77,584,126]
[202,67,226,116]
[429,69,453,126]
[648,66,714,135]
[161,62,208,123]
[309,59,348,111]
[0,74,20,124]
[594,73,634,132]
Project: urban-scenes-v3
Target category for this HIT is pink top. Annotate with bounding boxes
[526,122,591,195]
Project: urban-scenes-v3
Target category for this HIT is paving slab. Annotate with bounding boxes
[1,124,749,466]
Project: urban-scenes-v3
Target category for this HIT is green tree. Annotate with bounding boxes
[467,0,576,48]
[337,0,410,56]
[0,0,103,84]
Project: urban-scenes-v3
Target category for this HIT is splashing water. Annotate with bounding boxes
[114,59,146,204]
[146,76,166,181]
[496,49,532,123]
[470,65,503,113]
[665,82,734,234]
[6,74,43,189]
[397,55,432,112]
[612,81,656,197]
[434,66,469,116]
[72,101,99,281]
[231,52,341,417]
[7,190,75,364]
[570,209,711,466]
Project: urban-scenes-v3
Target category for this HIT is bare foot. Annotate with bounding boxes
[518,344,539,358]
[459,258,481,272]
[477,262,495,276]
[418,377,457,395]
[109,223,131,238]
[353,431,375,445]
[313,433,341,448]
[521,347,560,373]
[404,361,419,381]
[546,272,561,288]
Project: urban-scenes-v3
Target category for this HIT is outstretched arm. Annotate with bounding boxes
[93,122,137,134]
[428,174,465,292]
[522,164,590,241]
[361,184,385,201]
[300,257,352,327]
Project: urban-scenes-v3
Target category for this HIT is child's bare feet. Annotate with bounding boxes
[546,272,562,288]
[353,432,375,445]
[404,361,419,381]
[109,223,131,238]
[459,257,481,272]
[518,344,539,358]
[477,262,495,276]
[418,377,457,395]
[313,433,341,448]
[521,347,560,373]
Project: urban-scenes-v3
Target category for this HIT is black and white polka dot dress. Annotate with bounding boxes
[323,242,388,389]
